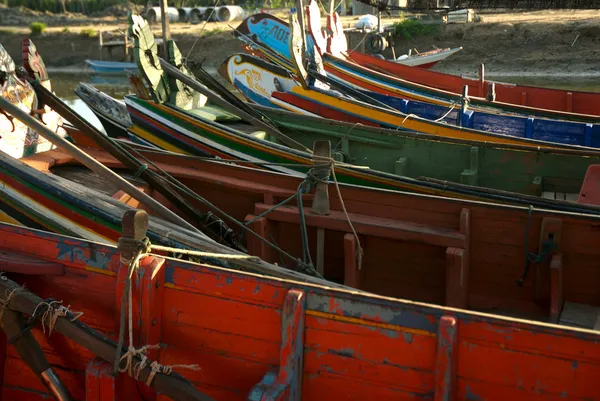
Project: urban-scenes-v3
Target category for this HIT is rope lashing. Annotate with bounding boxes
[0,279,22,323]
[119,344,200,386]
[516,206,557,286]
[134,163,149,178]
[114,236,254,376]
[31,300,83,337]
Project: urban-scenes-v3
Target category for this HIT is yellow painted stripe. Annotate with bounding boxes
[129,125,190,154]
[3,182,115,244]
[306,310,436,337]
[292,86,565,149]
[0,209,22,225]
[326,62,454,108]
[154,103,312,163]
[85,266,117,276]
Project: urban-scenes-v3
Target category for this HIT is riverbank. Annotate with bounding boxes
[1,8,599,77]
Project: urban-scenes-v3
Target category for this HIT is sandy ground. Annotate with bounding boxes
[0,8,599,76]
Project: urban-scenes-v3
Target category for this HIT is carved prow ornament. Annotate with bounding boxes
[129,13,206,110]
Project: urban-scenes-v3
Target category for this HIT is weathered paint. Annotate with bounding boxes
[86,358,116,401]
[3,225,600,400]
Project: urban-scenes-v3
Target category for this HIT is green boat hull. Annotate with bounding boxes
[255,105,600,197]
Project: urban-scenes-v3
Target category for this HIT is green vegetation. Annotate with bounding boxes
[80,28,98,37]
[29,21,47,35]
[62,26,69,32]
[393,19,440,40]
[201,28,224,38]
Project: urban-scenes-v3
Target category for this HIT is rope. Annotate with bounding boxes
[516,206,557,286]
[120,143,320,276]
[31,300,83,337]
[0,283,22,323]
[328,158,364,270]
[433,99,460,123]
[114,243,201,385]
[333,122,360,151]
[399,113,419,126]
[134,163,149,178]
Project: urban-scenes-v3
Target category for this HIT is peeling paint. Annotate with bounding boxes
[327,348,355,358]
[308,294,436,334]
[465,385,483,401]
[56,242,112,270]
[402,332,413,344]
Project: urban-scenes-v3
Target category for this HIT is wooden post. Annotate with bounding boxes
[478,63,485,97]
[98,31,103,61]
[160,0,171,60]
[295,0,307,55]
[487,82,496,102]
[434,316,458,401]
[311,141,331,277]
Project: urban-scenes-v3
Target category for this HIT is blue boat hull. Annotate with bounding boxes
[85,60,138,74]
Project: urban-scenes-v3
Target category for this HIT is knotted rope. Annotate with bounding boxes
[31,300,83,337]
[0,280,22,323]
[113,238,247,382]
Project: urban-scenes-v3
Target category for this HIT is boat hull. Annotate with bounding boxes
[85,59,139,74]
[2,219,600,400]
[349,50,600,116]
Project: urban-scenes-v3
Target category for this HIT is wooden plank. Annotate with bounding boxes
[559,302,600,330]
[253,203,466,248]
[435,316,458,401]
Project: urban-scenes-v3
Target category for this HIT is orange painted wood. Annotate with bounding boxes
[86,358,116,401]
[1,228,600,400]
[434,316,457,401]
[20,147,600,324]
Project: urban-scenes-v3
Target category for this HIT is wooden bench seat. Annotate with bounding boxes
[559,302,600,331]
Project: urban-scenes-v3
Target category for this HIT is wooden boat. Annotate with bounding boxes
[390,46,463,68]
[121,15,600,213]
[85,59,139,74]
[235,13,600,123]
[3,219,600,400]
[349,49,600,115]
[222,52,600,149]
[74,82,132,138]
[76,78,600,198]
[323,8,600,116]
[221,51,600,150]
[18,138,600,324]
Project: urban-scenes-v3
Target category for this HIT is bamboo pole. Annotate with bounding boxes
[160,0,171,60]
[0,96,204,236]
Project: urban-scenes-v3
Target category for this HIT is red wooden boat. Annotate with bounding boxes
[18,136,600,328]
[1,213,600,401]
[348,51,600,116]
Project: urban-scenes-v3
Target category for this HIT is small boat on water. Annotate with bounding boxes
[391,46,463,68]
[85,59,139,74]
